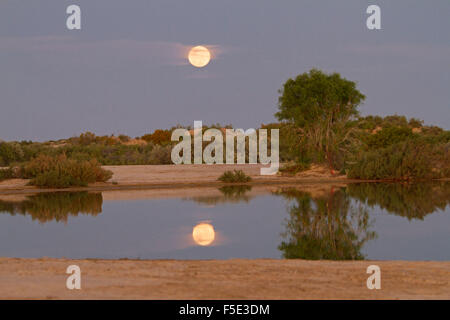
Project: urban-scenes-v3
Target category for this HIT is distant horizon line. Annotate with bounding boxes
[1,112,449,143]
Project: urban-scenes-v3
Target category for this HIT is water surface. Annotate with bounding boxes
[0,182,449,260]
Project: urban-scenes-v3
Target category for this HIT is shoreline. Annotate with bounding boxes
[0,164,351,195]
[0,258,448,299]
[0,178,358,195]
[2,164,447,195]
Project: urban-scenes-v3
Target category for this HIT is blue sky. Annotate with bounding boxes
[0,0,449,141]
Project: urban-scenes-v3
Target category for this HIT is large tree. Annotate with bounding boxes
[276,69,365,168]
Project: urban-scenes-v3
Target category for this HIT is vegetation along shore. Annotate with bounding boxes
[1,69,449,189]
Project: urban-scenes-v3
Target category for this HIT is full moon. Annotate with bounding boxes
[188,46,211,68]
[192,223,215,246]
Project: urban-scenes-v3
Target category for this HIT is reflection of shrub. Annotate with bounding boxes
[219,185,252,196]
[348,140,447,180]
[20,155,112,188]
[218,170,252,183]
[0,192,103,223]
[347,182,450,220]
[189,185,253,205]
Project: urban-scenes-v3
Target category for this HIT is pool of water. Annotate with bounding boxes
[0,182,449,260]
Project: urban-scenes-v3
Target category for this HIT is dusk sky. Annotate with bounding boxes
[1,0,449,141]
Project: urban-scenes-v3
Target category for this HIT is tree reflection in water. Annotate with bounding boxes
[276,182,450,260]
[275,187,376,260]
[2,182,446,257]
[346,182,450,220]
[0,192,103,223]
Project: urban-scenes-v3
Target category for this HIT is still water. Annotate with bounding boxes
[0,182,449,261]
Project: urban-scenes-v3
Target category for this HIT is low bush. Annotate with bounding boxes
[279,162,311,176]
[218,170,252,183]
[148,145,172,165]
[141,129,172,145]
[347,140,448,180]
[0,168,15,182]
[19,154,112,188]
[364,126,414,149]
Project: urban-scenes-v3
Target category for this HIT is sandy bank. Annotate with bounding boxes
[0,258,448,300]
[0,164,350,195]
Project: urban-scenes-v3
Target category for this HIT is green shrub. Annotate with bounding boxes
[347,140,446,180]
[279,162,311,175]
[0,142,25,166]
[148,145,172,164]
[20,154,112,188]
[30,170,86,188]
[218,170,252,183]
[364,126,414,149]
[0,167,15,182]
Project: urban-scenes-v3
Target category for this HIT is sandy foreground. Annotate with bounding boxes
[0,258,449,300]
